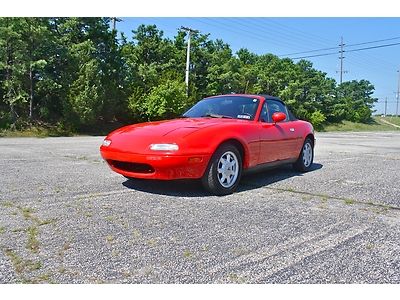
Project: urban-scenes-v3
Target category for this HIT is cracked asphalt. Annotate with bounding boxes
[0,131,400,283]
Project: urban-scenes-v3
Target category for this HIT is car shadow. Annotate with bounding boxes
[238,163,323,192]
[122,163,323,197]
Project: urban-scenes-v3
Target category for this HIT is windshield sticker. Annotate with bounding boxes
[237,114,251,119]
[253,99,257,102]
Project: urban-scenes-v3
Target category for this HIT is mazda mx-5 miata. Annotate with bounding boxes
[100,94,315,195]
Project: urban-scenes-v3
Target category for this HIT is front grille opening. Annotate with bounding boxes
[107,160,155,174]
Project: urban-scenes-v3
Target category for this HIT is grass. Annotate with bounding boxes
[4,249,42,274]
[12,206,56,254]
[183,250,193,258]
[38,218,57,226]
[321,117,400,132]
[0,120,124,138]
[228,273,246,283]
[0,124,74,138]
[0,227,5,234]
[20,207,35,221]
[26,226,40,253]
[106,235,115,243]
[62,242,71,251]
[366,243,375,250]
[381,116,400,126]
[33,273,53,283]
[320,196,328,203]
[147,239,157,247]
[344,199,355,205]
[105,216,115,222]
[1,201,14,208]
[2,116,399,138]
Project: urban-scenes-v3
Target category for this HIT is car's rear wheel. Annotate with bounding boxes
[293,137,314,172]
[202,144,242,195]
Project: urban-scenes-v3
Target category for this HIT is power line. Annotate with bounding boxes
[279,46,339,57]
[290,41,400,60]
[259,18,335,48]
[280,36,400,57]
[229,18,327,52]
[346,42,400,53]
[347,36,400,47]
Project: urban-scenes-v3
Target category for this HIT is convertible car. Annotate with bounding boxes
[100,94,315,195]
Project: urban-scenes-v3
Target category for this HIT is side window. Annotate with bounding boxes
[287,108,297,121]
[267,100,288,122]
[260,102,269,122]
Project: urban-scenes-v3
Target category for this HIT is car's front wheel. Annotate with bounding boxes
[202,144,242,195]
[293,137,314,172]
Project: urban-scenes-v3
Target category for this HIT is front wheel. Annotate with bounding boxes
[202,144,242,195]
[293,137,314,172]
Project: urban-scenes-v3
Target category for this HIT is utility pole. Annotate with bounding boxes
[384,97,387,117]
[338,36,347,85]
[180,26,199,96]
[111,17,122,31]
[397,69,400,116]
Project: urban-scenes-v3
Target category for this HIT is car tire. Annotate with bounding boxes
[202,143,242,195]
[293,137,314,172]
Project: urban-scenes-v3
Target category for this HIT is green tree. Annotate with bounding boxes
[0,19,380,132]
[141,79,187,120]
[336,80,377,123]
[0,18,30,125]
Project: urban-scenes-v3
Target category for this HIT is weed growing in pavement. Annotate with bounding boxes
[147,239,157,247]
[105,216,115,222]
[26,226,40,253]
[321,196,328,203]
[183,250,193,258]
[366,243,375,250]
[228,273,246,283]
[132,229,142,240]
[1,201,14,208]
[106,235,115,243]
[3,249,41,274]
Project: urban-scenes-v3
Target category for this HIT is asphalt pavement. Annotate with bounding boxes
[0,132,400,283]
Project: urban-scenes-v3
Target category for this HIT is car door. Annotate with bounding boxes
[258,99,302,163]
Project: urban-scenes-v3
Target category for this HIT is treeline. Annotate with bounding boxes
[0,17,377,132]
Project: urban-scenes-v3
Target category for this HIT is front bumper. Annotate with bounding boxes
[100,147,211,180]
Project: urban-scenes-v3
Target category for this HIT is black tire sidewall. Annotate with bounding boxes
[202,144,242,195]
[294,138,314,172]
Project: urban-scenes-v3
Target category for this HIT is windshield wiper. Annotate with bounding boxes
[201,113,233,119]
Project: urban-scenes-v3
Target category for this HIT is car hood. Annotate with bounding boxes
[111,118,221,137]
[103,118,238,153]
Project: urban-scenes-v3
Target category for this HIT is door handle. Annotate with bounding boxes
[289,128,295,132]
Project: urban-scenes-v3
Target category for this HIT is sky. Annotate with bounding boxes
[117,17,400,115]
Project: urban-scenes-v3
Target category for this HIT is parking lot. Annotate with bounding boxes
[1,132,400,283]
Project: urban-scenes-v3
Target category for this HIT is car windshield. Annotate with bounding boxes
[183,96,260,121]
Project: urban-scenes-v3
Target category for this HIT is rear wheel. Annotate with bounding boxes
[293,137,314,172]
[202,144,242,195]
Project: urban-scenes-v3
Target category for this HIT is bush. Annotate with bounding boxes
[309,110,326,130]
[142,80,188,120]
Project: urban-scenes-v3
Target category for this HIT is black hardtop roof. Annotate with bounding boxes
[207,94,283,102]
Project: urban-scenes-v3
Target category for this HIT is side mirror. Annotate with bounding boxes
[272,112,286,123]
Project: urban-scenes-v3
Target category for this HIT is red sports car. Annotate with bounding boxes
[100,94,315,195]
